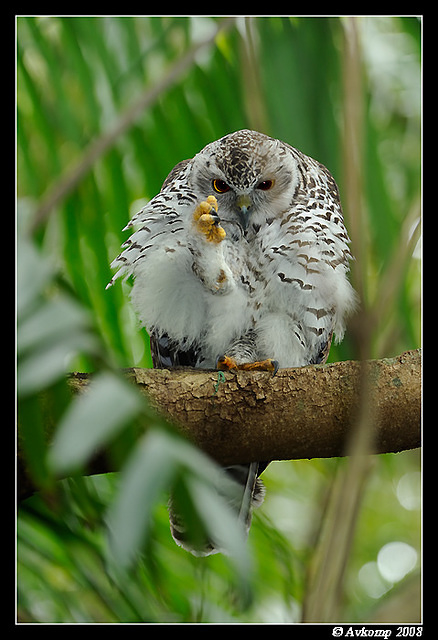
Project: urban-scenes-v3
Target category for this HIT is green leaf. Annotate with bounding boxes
[16,233,53,317]
[106,427,252,601]
[18,298,90,356]
[18,332,99,397]
[48,371,144,475]
[17,229,102,396]
[185,475,253,601]
[105,429,177,566]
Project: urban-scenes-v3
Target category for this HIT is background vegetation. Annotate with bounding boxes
[17,16,421,623]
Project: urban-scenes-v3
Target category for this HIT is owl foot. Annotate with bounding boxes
[216,355,279,377]
[193,196,226,244]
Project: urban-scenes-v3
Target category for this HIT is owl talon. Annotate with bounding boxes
[239,359,279,376]
[216,356,279,376]
[216,355,238,371]
[193,196,226,244]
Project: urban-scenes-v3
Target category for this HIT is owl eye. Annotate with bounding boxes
[212,179,231,193]
[257,179,274,191]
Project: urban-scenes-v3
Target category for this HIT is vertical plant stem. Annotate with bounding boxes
[240,17,271,134]
[341,17,366,310]
[302,17,375,622]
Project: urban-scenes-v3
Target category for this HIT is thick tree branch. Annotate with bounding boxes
[70,349,421,464]
[18,350,420,501]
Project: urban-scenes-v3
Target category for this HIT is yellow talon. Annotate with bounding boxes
[217,356,279,376]
[193,195,218,221]
[193,195,226,243]
[216,355,238,371]
[206,195,218,211]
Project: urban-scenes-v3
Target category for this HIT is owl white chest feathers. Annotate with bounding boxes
[108,130,357,369]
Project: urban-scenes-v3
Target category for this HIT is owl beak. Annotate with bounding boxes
[236,194,252,231]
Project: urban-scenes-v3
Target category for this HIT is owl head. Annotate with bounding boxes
[190,130,300,233]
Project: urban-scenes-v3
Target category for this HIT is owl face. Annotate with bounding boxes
[190,130,300,232]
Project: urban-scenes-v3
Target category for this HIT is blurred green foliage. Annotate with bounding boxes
[17,16,421,623]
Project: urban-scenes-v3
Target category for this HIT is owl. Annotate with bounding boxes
[107,129,357,555]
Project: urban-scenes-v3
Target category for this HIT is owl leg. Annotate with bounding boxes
[192,195,226,244]
[217,355,279,376]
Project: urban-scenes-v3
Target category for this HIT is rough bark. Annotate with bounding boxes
[69,349,421,465]
[17,350,421,501]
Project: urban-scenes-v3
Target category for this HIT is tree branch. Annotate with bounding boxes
[70,349,421,465]
[18,350,420,501]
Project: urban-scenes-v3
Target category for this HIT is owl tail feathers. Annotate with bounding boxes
[168,462,265,557]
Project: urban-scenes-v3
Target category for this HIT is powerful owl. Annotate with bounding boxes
[108,129,357,555]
